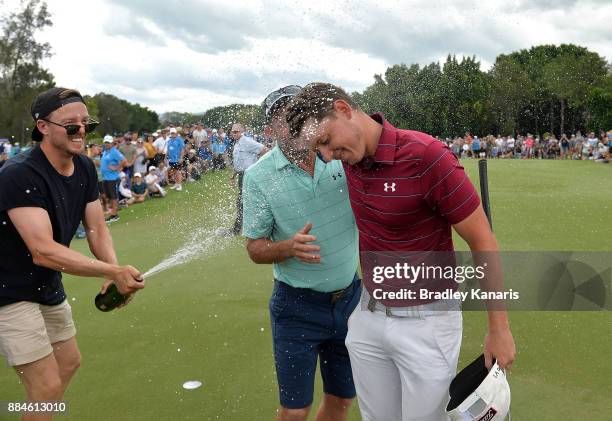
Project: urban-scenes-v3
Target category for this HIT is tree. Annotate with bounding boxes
[160,111,196,127]
[542,45,608,135]
[0,0,54,141]
[353,55,493,137]
[439,55,491,137]
[92,93,130,135]
[353,44,609,139]
[352,74,391,117]
[201,104,264,131]
[90,93,159,136]
[585,71,612,133]
[127,103,159,133]
[489,56,534,135]
[500,44,608,137]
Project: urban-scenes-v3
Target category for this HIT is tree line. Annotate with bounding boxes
[352,45,610,138]
[2,1,610,143]
[160,104,265,132]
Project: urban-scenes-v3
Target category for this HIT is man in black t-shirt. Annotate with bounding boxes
[0,87,145,408]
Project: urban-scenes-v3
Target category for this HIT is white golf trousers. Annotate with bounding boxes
[346,301,462,421]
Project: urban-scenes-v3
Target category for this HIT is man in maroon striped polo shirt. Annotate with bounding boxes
[286,83,515,421]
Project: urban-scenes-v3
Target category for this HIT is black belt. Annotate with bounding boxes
[274,275,360,304]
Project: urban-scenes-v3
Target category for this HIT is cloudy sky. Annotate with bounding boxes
[4,0,611,113]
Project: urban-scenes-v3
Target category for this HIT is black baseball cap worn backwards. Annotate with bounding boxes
[31,87,85,141]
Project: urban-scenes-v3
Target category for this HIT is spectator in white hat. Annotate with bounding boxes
[101,135,127,222]
[131,173,147,203]
[145,166,166,197]
[166,127,185,191]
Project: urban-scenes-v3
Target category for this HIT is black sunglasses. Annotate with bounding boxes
[42,118,99,136]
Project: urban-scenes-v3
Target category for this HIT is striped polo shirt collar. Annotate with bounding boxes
[368,113,398,166]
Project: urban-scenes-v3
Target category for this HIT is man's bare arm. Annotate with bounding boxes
[246,223,321,264]
[246,238,295,264]
[453,205,516,370]
[8,207,143,295]
[82,200,118,265]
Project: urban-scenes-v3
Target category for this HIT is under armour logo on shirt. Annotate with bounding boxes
[384,182,396,192]
[332,172,342,180]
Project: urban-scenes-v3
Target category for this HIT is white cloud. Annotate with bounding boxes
[3,0,610,113]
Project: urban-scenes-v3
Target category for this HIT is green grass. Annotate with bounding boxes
[1,161,611,420]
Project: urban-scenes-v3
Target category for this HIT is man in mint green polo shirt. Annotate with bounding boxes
[242,86,360,421]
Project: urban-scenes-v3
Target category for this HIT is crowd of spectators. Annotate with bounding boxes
[445,130,612,161]
[0,124,610,231]
[80,123,271,223]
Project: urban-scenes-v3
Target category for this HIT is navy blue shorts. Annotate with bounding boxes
[269,275,362,409]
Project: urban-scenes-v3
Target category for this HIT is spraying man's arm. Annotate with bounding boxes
[8,206,144,295]
[82,199,143,295]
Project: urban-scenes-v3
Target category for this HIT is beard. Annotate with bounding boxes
[279,141,313,166]
[287,148,311,165]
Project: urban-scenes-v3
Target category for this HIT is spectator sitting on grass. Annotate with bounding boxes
[118,172,134,207]
[131,172,147,202]
[145,166,166,197]
[581,140,591,159]
[595,141,608,162]
[587,132,598,148]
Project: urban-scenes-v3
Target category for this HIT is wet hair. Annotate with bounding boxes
[286,82,358,138]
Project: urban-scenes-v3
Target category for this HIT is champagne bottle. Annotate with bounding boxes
[95,279,141,312]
